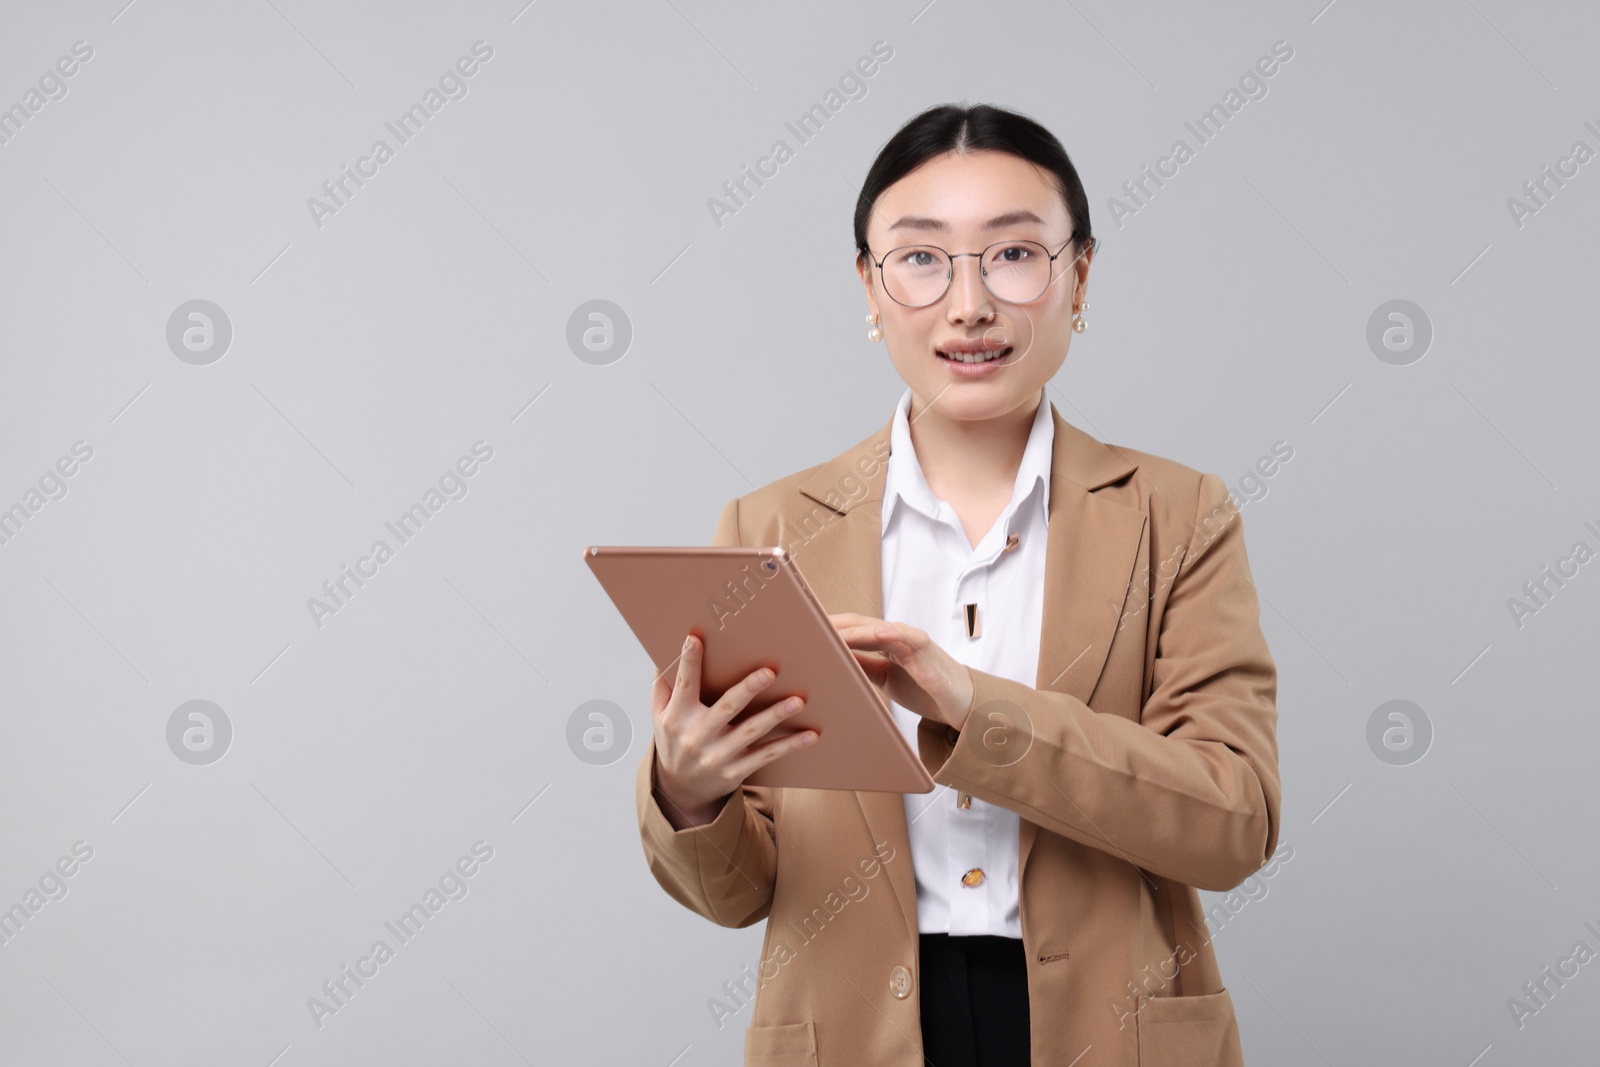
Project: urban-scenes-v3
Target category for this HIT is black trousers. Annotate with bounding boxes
[918,932,1031,1067]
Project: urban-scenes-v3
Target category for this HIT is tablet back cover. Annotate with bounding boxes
[584,545,934,793]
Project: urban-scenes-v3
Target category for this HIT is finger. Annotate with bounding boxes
[828,612,875,625]
[707,663,780,728]
[849,649,889,686]
[866,621,929,659]
[835,626,911,655]
[709,690,803,764]
[725,716,818,782]
[873,620,922,643]
[651,670,672,717]
[832,620,899,650]
[829,612,885,637]
[852,626,951,689]
[886,635,961,692]
[673,633,701,707]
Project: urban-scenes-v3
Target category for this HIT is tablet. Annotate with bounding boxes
[583,544,935,794]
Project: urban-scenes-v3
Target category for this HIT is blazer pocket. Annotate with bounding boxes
[1135,987,1243,1067]
[743,1020,819,1067]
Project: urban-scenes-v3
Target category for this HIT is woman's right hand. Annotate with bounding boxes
[649,632,817,830]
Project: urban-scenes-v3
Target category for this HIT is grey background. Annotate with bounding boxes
[2,0,1596,1063]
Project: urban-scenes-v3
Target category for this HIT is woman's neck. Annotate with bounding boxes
[905,389,1043,505]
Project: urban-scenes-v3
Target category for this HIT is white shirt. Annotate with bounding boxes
[881,386,1053,938]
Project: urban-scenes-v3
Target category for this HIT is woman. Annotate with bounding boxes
[636,103,1281,1067]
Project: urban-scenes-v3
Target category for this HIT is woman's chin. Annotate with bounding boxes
[914,382,1044,423]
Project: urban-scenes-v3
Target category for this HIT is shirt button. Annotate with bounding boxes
[962,867,986,887]
[889,964,913,999]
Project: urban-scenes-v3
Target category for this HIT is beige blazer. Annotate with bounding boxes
[635,400,1282,1067]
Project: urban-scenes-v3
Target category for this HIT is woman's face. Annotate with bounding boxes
[857,148,1091,423]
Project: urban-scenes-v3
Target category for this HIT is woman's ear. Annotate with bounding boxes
[856,250,878,311]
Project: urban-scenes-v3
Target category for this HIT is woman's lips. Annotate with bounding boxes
[936,345,1013,376]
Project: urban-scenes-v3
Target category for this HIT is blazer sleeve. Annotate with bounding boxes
[915,472,1281,892]
[634,496,782,928]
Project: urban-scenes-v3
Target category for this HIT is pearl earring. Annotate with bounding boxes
[1072,300,1090,333]
[866,312,883,343]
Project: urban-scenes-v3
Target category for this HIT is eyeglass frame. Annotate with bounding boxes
[859,232,1094,308]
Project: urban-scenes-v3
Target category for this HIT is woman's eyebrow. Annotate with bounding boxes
[888,209,1047,233]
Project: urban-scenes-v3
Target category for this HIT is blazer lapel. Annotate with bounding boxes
[791,396,1145,941]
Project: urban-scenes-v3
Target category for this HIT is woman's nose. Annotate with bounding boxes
[945,256,995,323]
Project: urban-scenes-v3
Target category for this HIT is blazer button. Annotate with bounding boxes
[889,964,913,999]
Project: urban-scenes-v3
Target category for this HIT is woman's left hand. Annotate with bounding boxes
[829,612,973,731]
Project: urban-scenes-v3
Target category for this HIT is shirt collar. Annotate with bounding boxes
[882,386,1054,537]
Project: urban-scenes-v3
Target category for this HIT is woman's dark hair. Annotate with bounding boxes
[853,103,1095,268]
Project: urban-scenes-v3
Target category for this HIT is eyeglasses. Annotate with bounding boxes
[861,234,1090,308]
